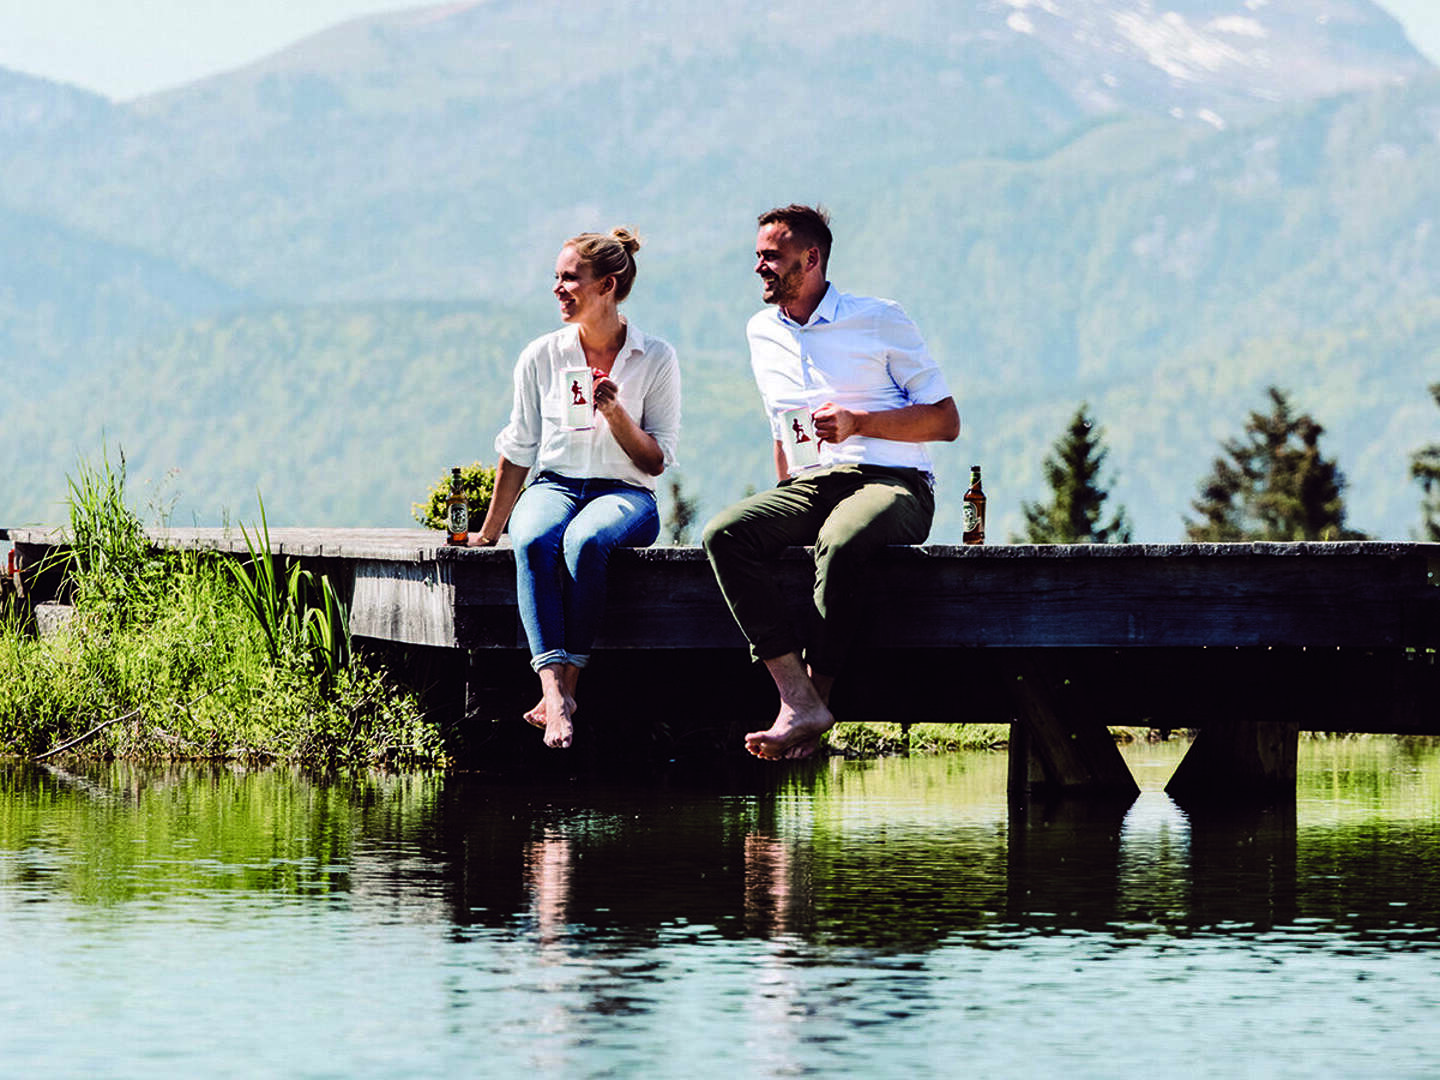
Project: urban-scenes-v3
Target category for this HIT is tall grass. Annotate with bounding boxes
[0,453,441,766]
[64,447,168,621]
[226,494,352,686]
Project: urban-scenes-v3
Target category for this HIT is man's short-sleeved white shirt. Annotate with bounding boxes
[747,284,952,477]
[494,322,681,490]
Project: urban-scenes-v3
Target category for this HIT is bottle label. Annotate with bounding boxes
[449,502,468,535]
[963,502,979,533]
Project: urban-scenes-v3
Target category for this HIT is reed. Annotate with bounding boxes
[226,495,352,685]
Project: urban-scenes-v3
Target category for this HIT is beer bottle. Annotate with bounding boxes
[962,465,986,545]
[446,466,469,545]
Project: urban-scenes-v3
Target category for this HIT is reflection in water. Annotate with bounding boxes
[4,740,1440,1076]
[525,832,573,946]
[741,832,805,1073]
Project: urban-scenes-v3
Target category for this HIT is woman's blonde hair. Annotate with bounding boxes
[566,227,642,302]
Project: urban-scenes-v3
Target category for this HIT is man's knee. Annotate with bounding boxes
[701,507,740,556]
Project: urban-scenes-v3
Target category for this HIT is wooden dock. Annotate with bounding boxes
[6,525,1439,801]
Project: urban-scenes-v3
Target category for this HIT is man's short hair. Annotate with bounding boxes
[758,204,832,275]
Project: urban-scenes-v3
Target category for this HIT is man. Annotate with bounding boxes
[703,204,960,760]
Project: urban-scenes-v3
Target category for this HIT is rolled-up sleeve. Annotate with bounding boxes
[642,344,683,470]
[882,303,951,406]
[494,348,542,466]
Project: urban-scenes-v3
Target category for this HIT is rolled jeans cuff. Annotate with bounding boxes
[530,649,589,672]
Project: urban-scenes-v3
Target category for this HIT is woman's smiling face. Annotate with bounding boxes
[553,245,613,324]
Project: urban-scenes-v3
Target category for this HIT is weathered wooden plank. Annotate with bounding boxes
[1,526,449,563]
[349,560,456,647]
[6,527,1438,652]
[442,543,1440,651]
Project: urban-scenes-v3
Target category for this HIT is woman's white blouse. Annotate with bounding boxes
[494,323,681,491]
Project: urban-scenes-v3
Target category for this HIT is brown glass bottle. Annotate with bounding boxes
[962,464,986,545]
[446,466,469,545]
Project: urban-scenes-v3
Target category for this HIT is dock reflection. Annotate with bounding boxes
[6,749,1439,952]
[422,758,1440,950]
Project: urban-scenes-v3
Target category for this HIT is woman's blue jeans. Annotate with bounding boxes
[507,472,660,671]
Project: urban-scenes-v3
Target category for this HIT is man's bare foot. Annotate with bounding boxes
[744,700,834,761]
[781,736,823,760]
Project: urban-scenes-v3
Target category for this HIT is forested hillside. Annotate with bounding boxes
[1,0,1437,541]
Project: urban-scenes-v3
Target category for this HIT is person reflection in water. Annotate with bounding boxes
[524,833,573,948]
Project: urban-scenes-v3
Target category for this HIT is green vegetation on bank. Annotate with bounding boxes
[825,722,1011,757]
[0,453,442,765]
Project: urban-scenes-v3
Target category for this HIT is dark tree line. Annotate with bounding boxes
[1021,383,1440,544]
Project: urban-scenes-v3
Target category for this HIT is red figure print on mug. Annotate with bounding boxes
[781,406,820,470]
[563,367,595,430]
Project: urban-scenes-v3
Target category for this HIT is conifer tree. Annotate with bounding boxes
[1411,382,1440,541]
[1018,404,1132,544]
[1185,386,1365,542]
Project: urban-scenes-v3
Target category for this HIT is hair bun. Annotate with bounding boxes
[610,226,642,254]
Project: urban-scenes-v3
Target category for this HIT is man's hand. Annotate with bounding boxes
[812,402,860,444]
[813,398,960,445]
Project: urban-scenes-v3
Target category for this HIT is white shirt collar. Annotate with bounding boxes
[778,282,839,329]
[560,320,646,359]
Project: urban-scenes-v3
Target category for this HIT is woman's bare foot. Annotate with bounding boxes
[543,694,575,749]
[524,697,572,728]
[531,664,579,747]
[525,694,576,733]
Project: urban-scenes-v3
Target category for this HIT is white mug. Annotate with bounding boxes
[562,368,595,430]
[780,406,820,471]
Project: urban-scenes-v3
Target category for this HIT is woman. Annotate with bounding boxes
[469,228,681,749]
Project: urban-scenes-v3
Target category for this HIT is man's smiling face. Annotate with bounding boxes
[754,223,811,308]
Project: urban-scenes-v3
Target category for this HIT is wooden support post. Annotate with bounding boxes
[1006,659,1140,801]
[1165,719,1299,804]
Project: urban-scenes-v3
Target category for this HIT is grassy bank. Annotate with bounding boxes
[0,454,442,766]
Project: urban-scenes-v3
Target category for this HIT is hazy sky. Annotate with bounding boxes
[0,0,1437,101]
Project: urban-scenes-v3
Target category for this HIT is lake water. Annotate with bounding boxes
[4,738,1440,1079]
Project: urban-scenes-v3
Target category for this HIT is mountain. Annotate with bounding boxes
[1,0,1437,542]
[0,0,1427,302]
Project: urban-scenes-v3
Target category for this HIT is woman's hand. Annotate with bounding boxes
[588,369,665,475]
[593,368,620,416]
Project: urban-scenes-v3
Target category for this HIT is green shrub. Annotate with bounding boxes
[412,462,496,531]
[1,452,442,766]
